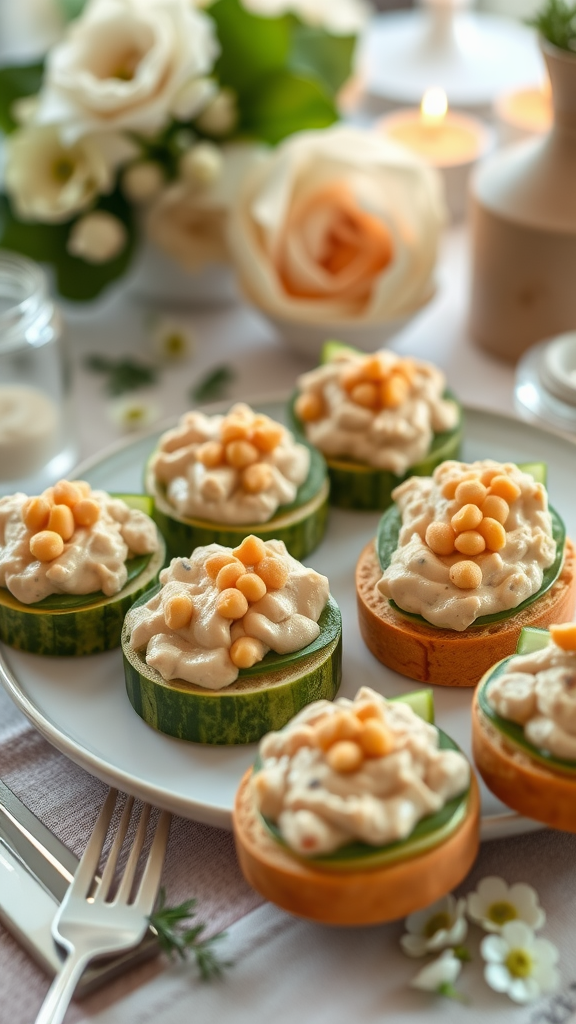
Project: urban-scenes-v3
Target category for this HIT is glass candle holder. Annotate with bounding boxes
[0,250,76,495]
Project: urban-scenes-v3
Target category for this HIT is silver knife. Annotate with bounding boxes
[0,778,159,997]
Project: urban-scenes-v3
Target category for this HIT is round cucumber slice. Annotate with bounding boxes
[478,658,576,775]
[0,495,166,656]
[122,594,342,745]
[258,728,471,872]
[288,391,463,511]
[377,502,566,630]
[145,446,329,561]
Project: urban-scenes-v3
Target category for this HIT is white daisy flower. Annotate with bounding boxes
[400,895,468,958]
[467,876,546,933]
[108,396,160,432]
[149,317,196,362]
[481,920,560,1004]
[410,950,464,1000]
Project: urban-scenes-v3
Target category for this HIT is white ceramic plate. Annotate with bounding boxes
[1,400,574,841]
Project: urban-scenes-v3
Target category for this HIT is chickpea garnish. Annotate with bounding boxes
[255,557,289,591]
[215,560,246,590]
[233,535,268,566]
[229,636,266,668]
[217,588,249,620]
[30,530,64,562]
[326,740,364,774]
[550,623,576,651]
[22,496,51,532]
[48,504,75,541]
[294,392,324,423]
[449,560,483,589]
[164,593,194,631]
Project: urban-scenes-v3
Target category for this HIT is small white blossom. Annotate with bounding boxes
[67,211,127,264]
[180,142,223,185]
[401,895,467,958]
[122,161,165,204]
[481,920,560,1004]
[149,316,196,362]
[10,94,40,126]
[171,76,217,122]
[196,89,237,136]
[410,950,463,997]
[108,395,160,432]
[467,876,546,934]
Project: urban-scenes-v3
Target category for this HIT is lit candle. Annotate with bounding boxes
[378,89,495,220]
[494,80,552,145]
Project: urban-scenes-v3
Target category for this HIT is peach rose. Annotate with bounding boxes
[228,125,445,323]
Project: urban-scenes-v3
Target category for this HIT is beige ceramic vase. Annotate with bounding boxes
[469,39,576,362]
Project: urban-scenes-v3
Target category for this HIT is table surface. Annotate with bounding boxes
[3,223,576,1024]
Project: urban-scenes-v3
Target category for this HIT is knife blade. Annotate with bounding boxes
[0,778,159,997]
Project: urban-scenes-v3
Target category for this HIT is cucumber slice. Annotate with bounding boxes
[378,503,566,629]
[478,660,576,775]
[145,447,329,561]
[518,462,547,485]
[390,688,434,724]
[320,339,359,363]
[259,728,470,872]
[516,626,551,655]
[289,391,463,512]
[0,495,166,656]
[122,594,342,745]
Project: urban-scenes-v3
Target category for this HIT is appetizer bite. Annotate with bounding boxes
[356,459,576,686]
[122,535,341,744]
[290,343,462,510]
[233,686,479,925]
[0,480,164,656]
[146,403,328,560]
[473,623,576,831]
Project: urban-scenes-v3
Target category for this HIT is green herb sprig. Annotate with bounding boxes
[530,0,576,51]
[149,889,232,981]
[189,364,236,404]
[85,355,158,396]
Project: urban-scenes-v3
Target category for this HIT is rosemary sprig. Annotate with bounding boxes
[529,0,576,51]
[149,888,232,981]
[85,355,158,396]
[189,364,236,404]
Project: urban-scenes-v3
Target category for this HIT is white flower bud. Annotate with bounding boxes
[195,89,237,136]
[10,95,39,126]
[171,77,217,122]
[122,161,165,203]
[67,211,127,264]
[179,143,223,185]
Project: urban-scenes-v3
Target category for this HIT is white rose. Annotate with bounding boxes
[4,125,134,224]
[228,125,445,324]
[147,144,264,269]
[67,210,127,262]
[36,0,219,142]
[241,0,370,33]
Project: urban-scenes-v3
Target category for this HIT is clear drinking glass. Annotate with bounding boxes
[0,250,76,495]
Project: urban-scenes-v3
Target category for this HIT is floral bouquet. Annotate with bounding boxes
[0,0,368,300]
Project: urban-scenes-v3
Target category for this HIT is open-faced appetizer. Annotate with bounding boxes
[356,459,576,686]
[233,686,479,925]
[0,480,165,656]
[290,342,462,510]
[122,535,341,744]
[145,403,328,561]
[473,623,576,831]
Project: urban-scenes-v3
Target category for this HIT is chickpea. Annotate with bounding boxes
[47,504,75,541]
[21,496,51,532]
[229,636,266,668]
[53,480,82,507]
[550,623,576,652]
[242,463,274,494]
[73,498,101,528]
[225,440,260,469]
[233,535,268,566]
[381,373,410,410]
[315,711,362,750]
[339,364,364,393]
[252,421,285,452]
[205,552,236,580]
[236,573,267,603]
[441,477,460,500]
[488,475,521,503]
[196,441,224,468]
[451,503,483,533]
[30,530,64,562]
[326,740,364,773]
[217,588,249,620]
[220,417,251,444]
[350,382,380,409]
[480,494,509,525]
[454,530,486,556]
[294,392,325,423]
[359,719,395,758]
[449,560,483,589]
[425,522,456,556]
[255,557,289,591]
[454,479,487,507]
[216,561,246,590]
[477,517,507,552]
[164,593,194,630]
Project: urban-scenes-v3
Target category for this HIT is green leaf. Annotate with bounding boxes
[84,355,158,395]
[240,70,337,144]
[0,188,137,302]
[189,365,236,403]
[56,0,88,20]
[290,23,356,96]
[149,889,232,981]
[209,0,291,94]
[0,63,43,134]
[529,0,576,50]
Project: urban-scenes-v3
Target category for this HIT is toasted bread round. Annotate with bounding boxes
[233,769,480,926]
[356,538,576,687]
[472,687,576,831]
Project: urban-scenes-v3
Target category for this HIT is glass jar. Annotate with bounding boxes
[0,250,76,495]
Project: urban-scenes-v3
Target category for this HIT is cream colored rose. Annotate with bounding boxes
[36,0,219,142]
[4,125,133,223]
[241,0,369,33]
[147,144,264,269]
[228,126,445,324]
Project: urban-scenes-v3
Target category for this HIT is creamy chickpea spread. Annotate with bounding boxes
[253,686,470,856]
[151,403,310,525]
[0,480,159,604]
[487,623,576,761]
[126,535,329,691]
[294,350,458,474]
[378,460,557,631]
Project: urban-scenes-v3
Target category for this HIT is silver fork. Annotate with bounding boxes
[35,788,171,1024]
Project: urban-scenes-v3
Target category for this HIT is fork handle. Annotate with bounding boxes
[35,949,91,1024]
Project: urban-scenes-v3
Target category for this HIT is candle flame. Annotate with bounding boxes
[421,88,448,126]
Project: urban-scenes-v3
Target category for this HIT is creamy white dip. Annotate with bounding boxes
[378,460,557,631]
[126,540,330,691]
[487,642,576,760]
[0,491,159,604]
[253,686,470,856]
[296,352,458,475]
[151,404,310,525]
